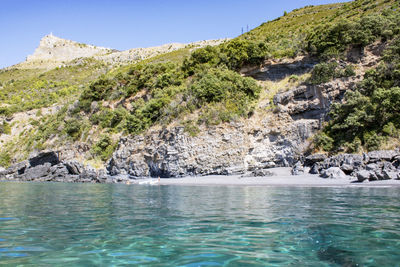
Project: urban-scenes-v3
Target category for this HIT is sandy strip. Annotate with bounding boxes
[131,168,400,187]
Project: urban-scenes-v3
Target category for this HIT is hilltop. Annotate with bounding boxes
[15,34,228,69]
[1,0,399,183]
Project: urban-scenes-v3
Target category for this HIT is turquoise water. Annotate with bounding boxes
[0,183,400,266]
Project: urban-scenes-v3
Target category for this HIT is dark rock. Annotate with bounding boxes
[304,154,327,167]
[393,155,400,168]
[291,161,304,175]
[64,160,83,175]
[343,154,364,171]
[367,150,397,163]
[252,169,274,177]
[309,163,321,174]
[382,161,395,171]
[320,167,347,179]
[5,161,29,175]
[383,170,399,180]
[375,170,385,180]
[21,163,51,181]
[29,151,59,167]
[50,164,70,177]
[356,170,372,182]
[366,163,379,171]
[340,164,354,174]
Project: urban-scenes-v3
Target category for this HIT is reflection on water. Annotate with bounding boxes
[0,182,400,266]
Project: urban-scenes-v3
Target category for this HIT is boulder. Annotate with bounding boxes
[309,164,321,174]
[356,170,372,182]
[320,167,347,179]
[5,161,29,175]
[383,170,399,180]
[29,151,59,167]
[392,155,400,168]
[252,169,274,177]
[21,163,51,181]
[64,160,84,175]
[291,161,304,175]
[366,163,379,171]
[304,154,327,167]
[367,150,397,163]
[340,164,354,174]
[382,161,396,171]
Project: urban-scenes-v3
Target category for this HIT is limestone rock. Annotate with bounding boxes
[320,167,347,179]
[356,170,373,182]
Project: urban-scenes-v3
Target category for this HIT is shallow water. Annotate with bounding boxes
[0,182,400,266]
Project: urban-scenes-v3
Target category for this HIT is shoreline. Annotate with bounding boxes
[132,168,400,187]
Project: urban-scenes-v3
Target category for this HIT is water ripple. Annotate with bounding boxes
[0,183,399,265]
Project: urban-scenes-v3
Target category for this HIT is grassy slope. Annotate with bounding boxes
[240,0,396,57]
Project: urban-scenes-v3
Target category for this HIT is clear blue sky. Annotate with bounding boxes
[0,0,350,68]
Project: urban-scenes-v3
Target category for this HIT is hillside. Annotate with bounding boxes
[1,0,400,181]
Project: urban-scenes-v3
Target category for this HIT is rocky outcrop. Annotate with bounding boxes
[0,151,108,183]
[293,150,400,181]
[107,63,365,179]
[26,34,113,63]
[17,34,229,69]
[107,119,319,178]
[273,76,361,121]
[244,56,317,81]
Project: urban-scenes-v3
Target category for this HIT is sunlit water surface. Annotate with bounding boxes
[0,182,400,266]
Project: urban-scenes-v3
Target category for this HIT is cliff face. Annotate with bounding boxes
[106,42,381,179]
[107,120,318,178]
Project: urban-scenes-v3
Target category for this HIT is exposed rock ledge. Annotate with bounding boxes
[292,150,400,182]
[0,151,109,183]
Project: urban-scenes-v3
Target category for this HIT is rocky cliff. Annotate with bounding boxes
[106,41,383,179]
[25,34,113,66]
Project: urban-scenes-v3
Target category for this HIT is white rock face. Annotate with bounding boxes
[26,34,112,62]
[18,34,229,69]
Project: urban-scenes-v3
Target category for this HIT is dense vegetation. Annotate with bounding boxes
[0,59,107,116]
[315,37,400,152]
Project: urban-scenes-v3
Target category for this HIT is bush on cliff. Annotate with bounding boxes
[182,39,269,75]
[91,135,116,161]
[315,37,400,152]
[309,62,355,84]
[307,12,400,58]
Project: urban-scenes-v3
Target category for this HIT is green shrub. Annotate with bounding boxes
[309,62,338,84]
[309,62,356,84]
[315,37,400,152]
[288,75,299,83]
[314,132,334,151]
[183,120,200,137]
[80,76,116,103]
[0,152,11,168]
[343,64,356,77]
[91,135,116,161]
[0,121,11,135]
[307,12,400,58]
[64,118,82,140]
